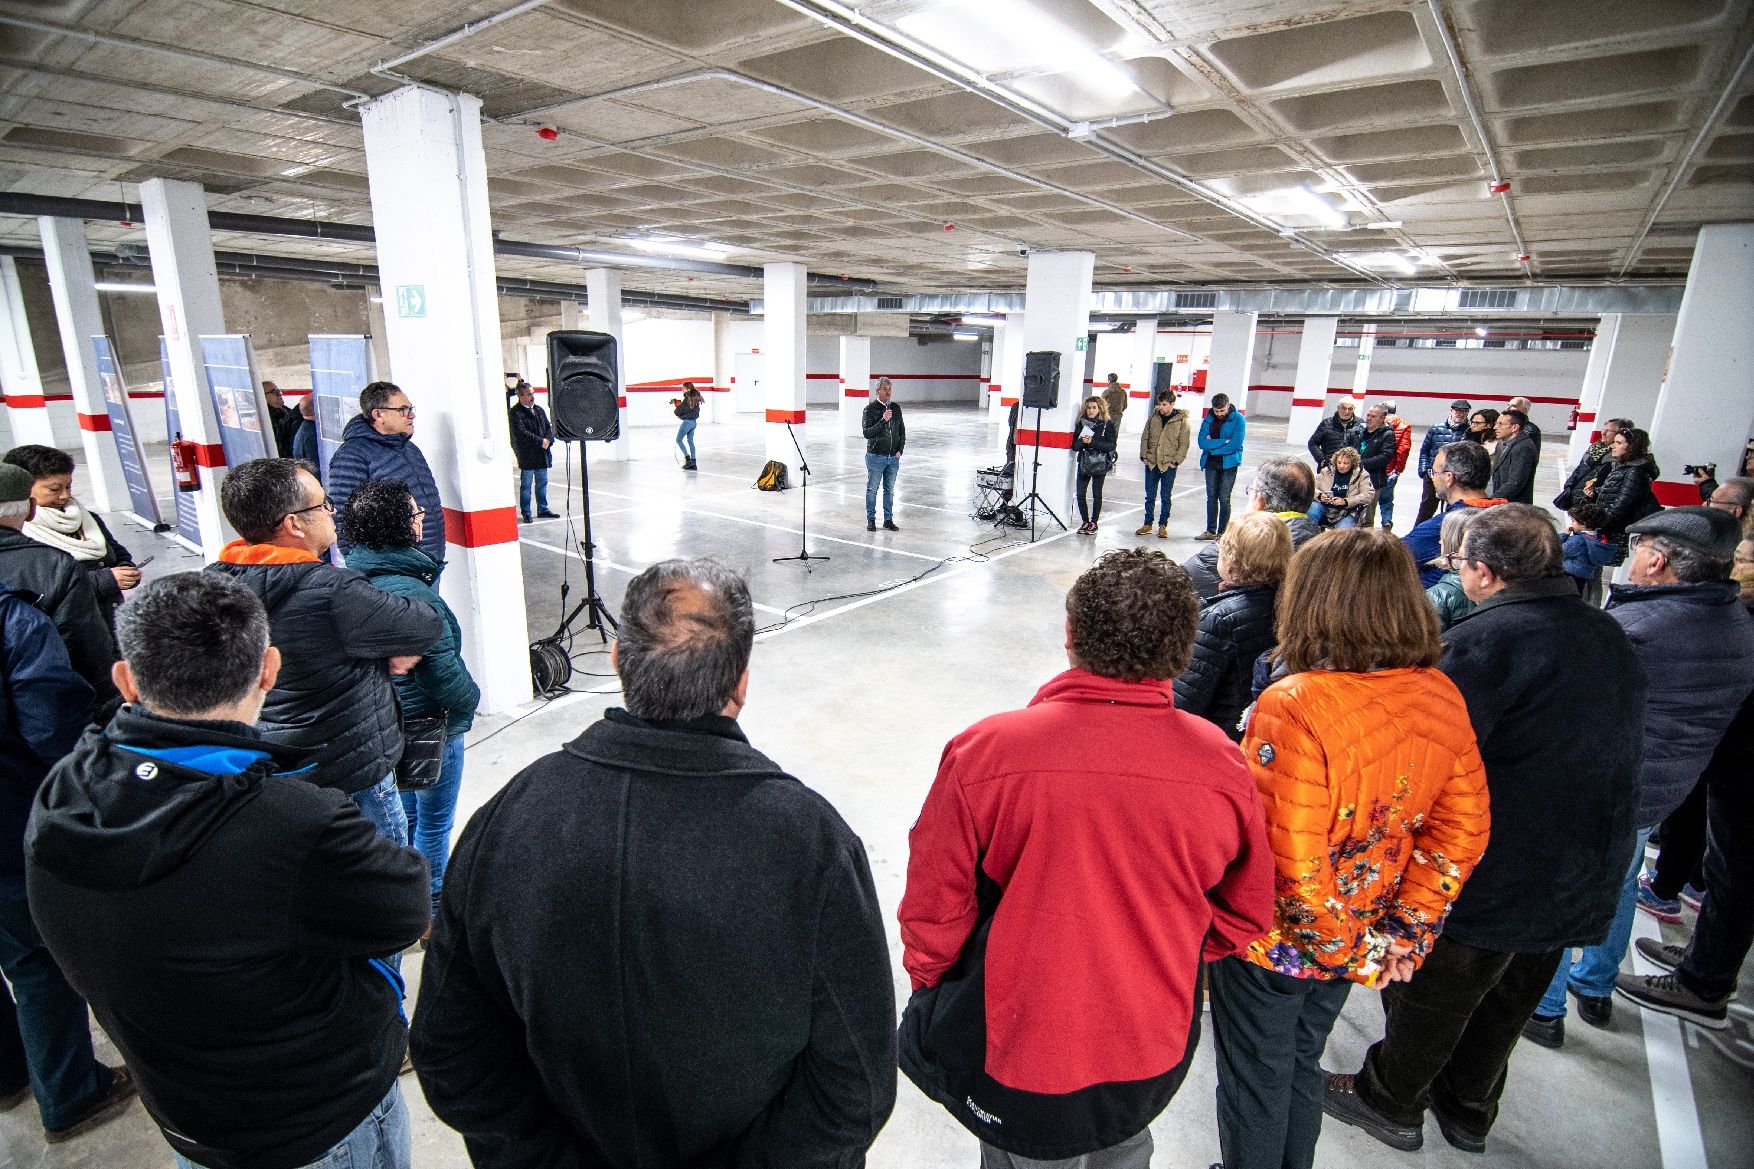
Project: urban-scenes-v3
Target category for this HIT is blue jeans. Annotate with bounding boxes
[175,1083,410,1169]
[518,468,549,519]
[351,776,410,971]
[399,736,464,917]
[1537,826,1652,1017]
[1205,462,1238,533]
[1379,472,1399,527]
[1143,465,1177,523]
[0,896,112,1131]
[865,453,899,522]
[676,418,697,459]
[1308,501,1358,529]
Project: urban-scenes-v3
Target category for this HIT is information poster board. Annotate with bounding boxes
[160,337,203,553]
[90,335,163,529]
[198,334,272,466]
[308,334,373,484]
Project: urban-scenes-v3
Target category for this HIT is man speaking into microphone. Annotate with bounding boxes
[863,377,906,533]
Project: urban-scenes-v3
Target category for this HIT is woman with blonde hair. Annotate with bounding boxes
[1310,446,1376,529]
[1174,511,1291,740]
[1072,394,1117,534]
[1211,528,1491,1169]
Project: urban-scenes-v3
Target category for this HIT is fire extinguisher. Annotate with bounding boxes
[1566,405,1579,432]
[170,433,200,492]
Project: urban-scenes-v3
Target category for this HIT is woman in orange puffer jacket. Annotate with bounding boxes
[1209,527,1491,1169]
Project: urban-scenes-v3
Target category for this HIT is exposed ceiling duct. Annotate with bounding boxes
[0,195,875,290]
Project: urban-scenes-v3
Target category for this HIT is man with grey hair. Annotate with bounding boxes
[1182,456,1318,598]
[1705,475,1754,526]
[1506,396,1542,453]
[1327,504,1645,1154]
[412,558,897,1168]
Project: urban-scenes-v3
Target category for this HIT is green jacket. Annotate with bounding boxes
[1426,571,1477,632]
[345,544,479,736]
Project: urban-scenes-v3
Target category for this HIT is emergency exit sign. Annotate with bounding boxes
[395,285,427,318]
[1074,337,1088,351]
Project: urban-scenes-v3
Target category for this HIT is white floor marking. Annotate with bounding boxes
[515,535,789,616]
[679,508,951,562]
[1629,909,1709,1168]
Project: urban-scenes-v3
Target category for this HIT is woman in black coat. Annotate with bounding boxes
[1073,395,1118,534]
[1173,511,1293,740]
[1589,426,1662,540]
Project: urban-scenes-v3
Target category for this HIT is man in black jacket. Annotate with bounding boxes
[506,381,557,522]
[0,464,116,701]
[1487,410,1538,505]
[1306,400,1359,466]
[27,572,429,1169]
[1182,456,1317,599]
[862,377,905,531]
[411,558,896,1168]
[1356,403,1396,496]
[1325,505,1645,1155]
[207,459,441,846]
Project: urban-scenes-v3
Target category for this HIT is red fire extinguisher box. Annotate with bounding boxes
[1191,369,1208,391]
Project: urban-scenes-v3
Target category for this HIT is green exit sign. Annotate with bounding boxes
[1074,336,1088,351]
[395,285,427,318]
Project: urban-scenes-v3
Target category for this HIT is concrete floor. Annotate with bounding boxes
[5,405,1751,1169]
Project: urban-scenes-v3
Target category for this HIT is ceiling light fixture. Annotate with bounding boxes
[1364,220,1404,230]
[1475,326,1488,337]
[94,282,157,294]
[952,330,981,340]
[627,237,731,261]
[279,165,313,178]
[893,0,1137,100]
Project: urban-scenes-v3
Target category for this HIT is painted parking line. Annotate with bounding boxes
[678,508,953,562]
[1629,908,1708,1169]
[515,535,789,616]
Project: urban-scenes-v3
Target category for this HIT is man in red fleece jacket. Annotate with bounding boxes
[899,548,1274,1168]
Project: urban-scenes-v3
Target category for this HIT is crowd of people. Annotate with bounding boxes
[0,382,1751,1169]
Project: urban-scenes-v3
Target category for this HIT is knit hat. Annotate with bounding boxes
[0,463,32,503]
[1627,505,1742,560]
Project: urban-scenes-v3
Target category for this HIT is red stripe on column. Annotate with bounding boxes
[844,388,869,398]
[1574,412,1596,422]
[443,505,519,548]
[765,409,806,424]
[191,443,226,468]
[3,395,47,408]
[617,396,627,408]
[1291,397,1327,408]
[1017,428,1074,449]
[1653,479,1702,507]
[77,411,112,432]
[1000,396,1019,407]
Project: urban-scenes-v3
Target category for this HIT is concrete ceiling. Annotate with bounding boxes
[0,0,1748,303]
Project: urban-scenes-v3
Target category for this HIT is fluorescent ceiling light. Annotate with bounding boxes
[1475,326,1489,337]
[956,314,1005,326]
[1245,186,1349,232]
[94,282,157,294]
[1364,220,1404,230]
[368,295,385,303]
[627,237,730,261]
[952,330,982,340]
[279,165,314,177]
[894,0,1136,100]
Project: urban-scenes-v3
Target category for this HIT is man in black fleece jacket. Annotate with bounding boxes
[411,558,896,1168]
[26,572,430,1169]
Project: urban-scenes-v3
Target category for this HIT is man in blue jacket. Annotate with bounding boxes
[0,581,137,1143]
[326,382,445,571]
[1196,393,1246,539]
[1415,400,1471,524]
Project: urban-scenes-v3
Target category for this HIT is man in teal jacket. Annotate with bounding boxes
[1197,393,1246,539]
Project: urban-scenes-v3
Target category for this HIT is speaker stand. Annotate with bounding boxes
[551,436,618,643]
[774,420,829,568]
[1012,405,1066,543]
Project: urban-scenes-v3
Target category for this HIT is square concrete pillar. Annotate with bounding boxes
[763,262,807,466]
[839,334,871,439]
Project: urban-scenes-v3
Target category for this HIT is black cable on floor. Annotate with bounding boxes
[753,533,1027,636]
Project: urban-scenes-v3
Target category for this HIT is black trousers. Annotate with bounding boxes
[1076,471,1107,522]
[1650,778,1708,900]
[1415,472,1441,525]
[1356,937,1562,1137]
[1210,957,1353,1169]
[1681,739,1754,999]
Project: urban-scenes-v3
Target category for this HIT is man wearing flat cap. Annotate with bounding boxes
[1530,505,1754,1037]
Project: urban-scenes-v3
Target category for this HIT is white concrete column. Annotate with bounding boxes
[1128,316,1159,426]
[1288,316,1340,446]
[1566,312,1676,469]
[996,312,1028,458]
[141,177,232,554]
[360,84,529,712]
[1648,223,1754,506]
[37,218,125,512]
[1019,251,1094,517]
[0,258,56,448]
[583,268,629,462]
[839,334,870,439]
[709,310,732,425]
[763,261,807,466]
[1349,322,1375,407]
[985,320,1007,420]
[1207,311,1258,415]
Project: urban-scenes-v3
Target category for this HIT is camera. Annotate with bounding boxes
[1684,463,1716,478]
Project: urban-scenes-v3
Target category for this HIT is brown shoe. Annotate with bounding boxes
[1135,524,1153,536]
[44,1066,136,1143]
[1157,524,1168,538]
[0,1083,30,1111]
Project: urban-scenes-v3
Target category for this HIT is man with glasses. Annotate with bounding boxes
[1704,476,1754,527]
[327,382,446,572]
[209,459,441,845]
[1403,441,1505,587]
[1325,504,1645,1155]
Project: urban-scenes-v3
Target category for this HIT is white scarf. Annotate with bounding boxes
[24,499,109,561]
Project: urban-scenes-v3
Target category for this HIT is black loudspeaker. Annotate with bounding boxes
[547,330,620,441]
[1021,350,1060,409]
[1151,362,1175,399]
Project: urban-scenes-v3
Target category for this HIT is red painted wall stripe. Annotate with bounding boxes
[625,376,714,392]
[1016,428,1074,449]
[444,505,519,548]
[1290,397,1327,408]
[191,443,226,468]
[76,411,112,432]
[765,408,806,424]
[844,388,870,398]
[1247,384,1581,406]
[3,395,47,408]
[1653,480,1702,508]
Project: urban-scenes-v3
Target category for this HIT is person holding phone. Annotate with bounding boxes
[1073,395,1117,534]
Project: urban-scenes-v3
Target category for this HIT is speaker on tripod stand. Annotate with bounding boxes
[1013,350,1067,541]
[530,330,621,697]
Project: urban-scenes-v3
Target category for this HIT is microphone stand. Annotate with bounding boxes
[773,420,829,567]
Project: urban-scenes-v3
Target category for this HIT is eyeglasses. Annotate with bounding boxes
[288,497,334,520]
[411,505,426,518]
[1442,553,1467,569]
[376,404,415,416]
